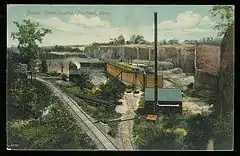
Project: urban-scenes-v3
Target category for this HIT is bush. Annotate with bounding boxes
[213,112,233,150]
[98,77,126,102]
[108,122,118,138]
[7,85,97,149]
[69,71,93,89]
[138,99,144,108]
[7,103,97,149]
[39,59,48,73]
[61,74,68,81]
[7,79,52,120]
[184,115,214,150]
[133,115,188,150]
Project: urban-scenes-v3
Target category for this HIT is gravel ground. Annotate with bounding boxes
[116,91,142,150]
[163,73,213,116]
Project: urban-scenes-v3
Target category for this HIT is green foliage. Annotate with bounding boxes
[162,39,167,45]
[69,70,93,89]
[39,59,48,73]
[138,98,144,108]
[56,79,122,138]
[167,39,179,45]
[98,77,126,102]
[109,34,125,45]
[213,111,233,150]
[7,70,96,149]
[8,79,53,120]
[11,19,52,67]
[129,34,146,44]
[107,122,119,138]
[117,35,125,45]
[184,115,214,150]
[133,115,188,150]
[7,100,97,149]
[209,5,234,35]
[61,74,68,81]
[108,61,136,72]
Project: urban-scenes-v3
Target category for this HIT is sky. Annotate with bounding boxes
[7,5,220,47]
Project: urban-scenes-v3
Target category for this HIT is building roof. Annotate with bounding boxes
[144,88,182,102]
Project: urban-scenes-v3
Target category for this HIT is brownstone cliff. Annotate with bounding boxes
[216,27,234,115]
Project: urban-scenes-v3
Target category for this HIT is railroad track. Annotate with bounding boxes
[35,77,119,150]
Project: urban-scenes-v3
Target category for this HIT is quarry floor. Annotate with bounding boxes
[114,72,213,149]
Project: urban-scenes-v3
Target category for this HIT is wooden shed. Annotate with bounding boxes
[144,88,183,114]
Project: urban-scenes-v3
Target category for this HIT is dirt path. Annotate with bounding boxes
[116,91,142,150]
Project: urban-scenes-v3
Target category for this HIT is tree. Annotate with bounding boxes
[117,34,125,45]
[98,77,126,102]
[39,59,48,73]
[209,5,234,36]
[167,39,175,44]
[162,39,167,44]
[203,38,206,43]
[11,19,52,71]
[126,41,131,44]
[183,40,189,44]
[206,37,210,42]
[54,45,65,52]
[69,70,93,89]
[129,34,146,44]
[167,39,179,44]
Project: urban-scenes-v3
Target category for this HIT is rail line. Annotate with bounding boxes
[36,77,119,150]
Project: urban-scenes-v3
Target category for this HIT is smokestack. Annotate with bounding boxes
[154,12,158,114]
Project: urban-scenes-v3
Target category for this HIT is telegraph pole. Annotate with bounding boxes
[154,12,158,114]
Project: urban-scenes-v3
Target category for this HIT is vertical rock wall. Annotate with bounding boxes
[218,27,234,115]
[84,44,220,74]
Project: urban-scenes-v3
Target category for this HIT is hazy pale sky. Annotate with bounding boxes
[7,5,219,46]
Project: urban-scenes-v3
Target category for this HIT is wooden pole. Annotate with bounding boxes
[154,12,158,114]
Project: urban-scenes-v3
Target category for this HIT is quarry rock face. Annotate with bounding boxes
[196,45,220,74]
[84,44,220,74]
[193,45,220,91]
[85,44,222,92]
[178,46,195,73]
[217,27,234,115]
[84,44,221,92]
